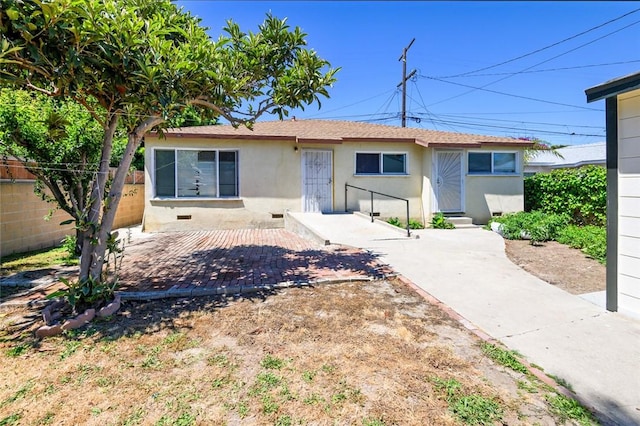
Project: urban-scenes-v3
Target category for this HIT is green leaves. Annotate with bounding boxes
[524,165,606,226]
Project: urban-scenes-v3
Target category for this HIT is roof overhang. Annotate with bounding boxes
[585,70,640,102]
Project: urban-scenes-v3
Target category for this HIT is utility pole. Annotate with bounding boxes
[398,38,417,128]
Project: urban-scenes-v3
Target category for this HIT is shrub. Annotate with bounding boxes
[408,219,425,229]
[387,217,402,228]
[431,213,455,229]
[524,165,606,226]
[557,225,606,264]
[491,211,568,244]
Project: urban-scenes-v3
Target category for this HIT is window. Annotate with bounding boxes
[468,152,517,175]
[355,153,407,175]
[154,149,238,198]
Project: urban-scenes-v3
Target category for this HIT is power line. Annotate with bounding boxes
[440,7,640,78]
[408,116,604,137]
[426,18,640,107]
[432,60,640,78]
[306,88,396,118]
[422,75,603,111]
[427,113,604,129]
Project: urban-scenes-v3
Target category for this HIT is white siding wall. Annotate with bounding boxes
[618,91,640,314]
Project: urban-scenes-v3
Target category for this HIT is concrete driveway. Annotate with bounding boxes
[288,212,640,426]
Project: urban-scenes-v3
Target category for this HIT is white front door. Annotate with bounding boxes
[434,151,464,213]
[302,150,333,212]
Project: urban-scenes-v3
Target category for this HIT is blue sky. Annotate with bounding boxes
[179,1,640,146]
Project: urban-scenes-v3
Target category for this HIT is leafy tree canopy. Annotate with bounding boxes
[0,0,338,297]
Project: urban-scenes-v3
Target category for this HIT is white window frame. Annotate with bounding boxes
[354,151,408,176]
[467,151,519,176]
[152,147,240,199]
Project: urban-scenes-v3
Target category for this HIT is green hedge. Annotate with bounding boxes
[524,165,606,226]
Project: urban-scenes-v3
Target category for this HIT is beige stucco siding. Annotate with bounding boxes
[464,148,525,224]
[144,134,526,231]
[617,90,640,313]
[144,136,301,231]
[465,176,524,224]
[334,142,424,221]
[144,138,426,231]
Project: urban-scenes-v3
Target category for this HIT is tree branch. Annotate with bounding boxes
[187,99,238,124]
[74,96,106,127]
[25,81,60,97]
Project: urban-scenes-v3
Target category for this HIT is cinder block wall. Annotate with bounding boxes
[1,182,144,257]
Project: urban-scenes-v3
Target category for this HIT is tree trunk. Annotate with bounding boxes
[79,116,119,283]
[86,133,141,281]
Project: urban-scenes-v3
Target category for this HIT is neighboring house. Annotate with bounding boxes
[586,71,640,317]
[524,142,605,175]
[143,119,532,232]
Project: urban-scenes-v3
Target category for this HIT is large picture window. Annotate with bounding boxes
[468,152,517,175]
[355,152,407,175]
[154,149,238,198]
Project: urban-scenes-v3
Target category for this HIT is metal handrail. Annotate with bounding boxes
[344,183,411,237]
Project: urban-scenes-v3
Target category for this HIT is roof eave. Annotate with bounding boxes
[585,71,640,102]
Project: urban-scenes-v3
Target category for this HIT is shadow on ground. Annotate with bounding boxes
[118,243,390,292]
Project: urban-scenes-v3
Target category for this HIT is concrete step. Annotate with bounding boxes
[444,216,474,226]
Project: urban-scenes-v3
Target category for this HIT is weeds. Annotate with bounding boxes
[547,374,574,392]
[5,342,30,357]
[362,419,385,426]
[59,340,82,360]
[0,413,21,426]
[260,354,285,370]
[546,394,597,425]
[431,377,503,425]
[481,343,529,375]
[1,381,33,408]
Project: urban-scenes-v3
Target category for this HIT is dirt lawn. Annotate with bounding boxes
[504,239,606,295]
[0,277,591,426]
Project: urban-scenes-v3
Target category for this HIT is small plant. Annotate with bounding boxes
[302,370,316,383]
[5,343,30,357]
[47,231,124,313]
[362,419,385,426]
[275,415,292,426]
[261,395,279,414]
[237,401,249,418]
[60,234,79,259]
[260,354,284,370]
[431,212,455,229]
[387,217,402,228]
[408,219,424,229]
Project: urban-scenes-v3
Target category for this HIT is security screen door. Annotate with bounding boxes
[302,150,333,212]
[435,151,463,212]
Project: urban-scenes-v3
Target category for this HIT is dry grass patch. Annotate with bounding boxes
[0,278,590,425]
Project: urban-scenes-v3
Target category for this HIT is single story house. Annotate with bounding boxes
[143,119,533,232]
[586,71,640,317]
[524,141,605,175]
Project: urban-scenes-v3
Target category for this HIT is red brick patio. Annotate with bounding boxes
[117,229,392,295]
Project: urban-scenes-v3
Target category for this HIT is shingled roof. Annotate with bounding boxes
[154,119,532,148]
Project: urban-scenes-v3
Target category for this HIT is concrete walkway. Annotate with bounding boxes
[289,212,640,426]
